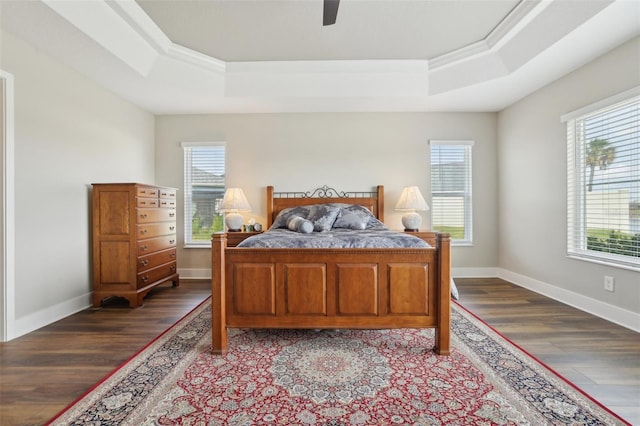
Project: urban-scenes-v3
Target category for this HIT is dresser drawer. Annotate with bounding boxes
[137,248,177,272]
[137,235,176,256]
[137,197,159,208]
[137,186,159,198]
[159,198,177,208]
[137,223,176,239]
[137,208,176,223]
[159,188,177,199]
[137,261,177,288]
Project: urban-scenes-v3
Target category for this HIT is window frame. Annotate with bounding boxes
[429,139,474,246]
[181,141,226,248]
[562,87,640,271]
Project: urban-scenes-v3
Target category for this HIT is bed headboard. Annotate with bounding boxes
[266,185,384,228]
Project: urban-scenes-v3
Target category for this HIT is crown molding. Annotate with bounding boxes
[48,0,613,99]
[42,0,160,77]
[429,0,547,71]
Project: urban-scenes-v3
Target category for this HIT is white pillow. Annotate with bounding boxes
[287,216,313,233]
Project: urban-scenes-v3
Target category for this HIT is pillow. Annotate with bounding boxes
[287,216,313,233]
[333,204,380,230]
[271,206,310,229]
[305,204,341,231]
[271,204,342,232]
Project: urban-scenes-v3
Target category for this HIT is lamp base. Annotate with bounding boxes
[401,211,422,232]
[404,228,419,232]
[225,212,243,232]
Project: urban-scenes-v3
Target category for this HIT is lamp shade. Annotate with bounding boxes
[395,186,429,232]
[219,188,252,231]
[395,186,430,211]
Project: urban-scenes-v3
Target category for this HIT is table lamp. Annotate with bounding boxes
[395,186,429,232]
[220,187,252,232]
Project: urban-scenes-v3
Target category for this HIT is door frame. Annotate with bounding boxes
[1,70,16,342]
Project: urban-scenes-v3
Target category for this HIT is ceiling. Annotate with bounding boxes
[1,0,639,114]
[135,0,520,62]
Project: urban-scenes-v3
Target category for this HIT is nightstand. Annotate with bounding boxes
[403,230,437,246]
[225,231,262,247]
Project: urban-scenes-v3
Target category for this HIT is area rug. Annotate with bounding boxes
[47,299,629,425]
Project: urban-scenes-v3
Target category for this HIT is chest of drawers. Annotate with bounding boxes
[92,183,179,307]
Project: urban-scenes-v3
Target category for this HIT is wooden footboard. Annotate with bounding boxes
[212,232,450,355]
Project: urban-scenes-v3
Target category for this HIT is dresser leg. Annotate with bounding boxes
[92,294,103,308]
[129,294,142,308]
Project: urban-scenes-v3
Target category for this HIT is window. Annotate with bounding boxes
[182,142,226,247]
[563,88,640,270]
[429,140,473,244]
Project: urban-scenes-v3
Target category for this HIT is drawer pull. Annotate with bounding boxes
[170,265,176,272]
[169,239,175,244]
[140,245,149,251]
[169,226,175,231]
[170,252,176,258]
[141,276,149,283]
[140,229,148,234]
[140,213,147,219]
[169,212,175,217]
[140,259,149,267]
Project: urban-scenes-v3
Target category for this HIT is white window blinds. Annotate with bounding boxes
[563,88,640,270]
[429,140,474,244]
[181,142,226,247]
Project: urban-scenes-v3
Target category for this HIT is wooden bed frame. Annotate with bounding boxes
[211,185,451,355]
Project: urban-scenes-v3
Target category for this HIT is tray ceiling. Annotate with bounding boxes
[1,0,638,114]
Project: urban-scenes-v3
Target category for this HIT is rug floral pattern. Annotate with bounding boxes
[49,301,628,425]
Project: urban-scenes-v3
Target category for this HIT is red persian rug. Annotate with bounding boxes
[48,299,629,425]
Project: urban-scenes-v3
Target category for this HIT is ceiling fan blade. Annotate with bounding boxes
[323,0,340,26]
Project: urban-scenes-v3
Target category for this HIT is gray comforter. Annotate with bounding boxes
[236,226,430,249]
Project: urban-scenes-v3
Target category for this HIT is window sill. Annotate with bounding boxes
[567,254,640,272]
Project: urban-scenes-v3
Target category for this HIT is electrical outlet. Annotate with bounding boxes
[604,276,615,292]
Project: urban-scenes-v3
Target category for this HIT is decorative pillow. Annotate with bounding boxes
[306,204,341,231]
[271,206,310,230]
[333,204,381,230]
[271,204,342,232]
[287,216,313,233]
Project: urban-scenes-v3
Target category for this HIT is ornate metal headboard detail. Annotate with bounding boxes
[266,185,385,228]
[273,184,378,199]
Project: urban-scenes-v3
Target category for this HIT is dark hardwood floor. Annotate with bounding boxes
[455,278,640,425]
[0,280,212,426]
[0,278,638,425]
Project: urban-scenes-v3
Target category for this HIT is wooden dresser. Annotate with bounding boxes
[91,183,179,307]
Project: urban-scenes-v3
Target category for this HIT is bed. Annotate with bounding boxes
[211,185,451,355]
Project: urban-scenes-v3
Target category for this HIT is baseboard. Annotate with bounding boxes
[451,267,498,278]
[13,293,92,340]
[178,268,211,280]
[497,268,640,333]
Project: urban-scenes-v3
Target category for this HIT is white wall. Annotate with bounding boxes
[1,30,155,338]
[155,112,498,276]
[498,37,640,319]
[5,25,636,337]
